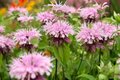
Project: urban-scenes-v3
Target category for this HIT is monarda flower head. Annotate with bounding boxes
[14,28,41,50]
[17,15,34,23]
[8,7,28,15]
[49,3,76,14]
[76,24,102,44]
[53,4,76,14]
[0,35,15,54]
[93,2,109,11]
[79,7,99,23]
[44,21,74,45]
[84,0,93,3]
[76,22,117,52]
[9,52,53,80]
[93,22,117,40]
[37,11,55,24]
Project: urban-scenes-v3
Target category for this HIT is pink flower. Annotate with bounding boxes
[76,22,117,44]
[79,7,99,22]
[8,7,28,15]
[44,21,74,38]
[76,22,117,52]
[96,0,109,4]
[49,3,76,14]
[93,2,109,10]
[37,11,55,23]
[9,52,53,80]
[76,24,102,44]
[84,0,93,3]
[17,15,34,23]
[0,35,15,54]
[14,28,41,45]
[0,25,5,33]
[44,21,74,45]
[93,22,117,40]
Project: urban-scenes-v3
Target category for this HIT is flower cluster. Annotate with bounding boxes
[37,11,55,23]
[0,35,15,54]
[9,52,53,80]
[51,4,76,14]
[84,0,93,3]
[76,24,102,44]
[93,22,117,40]
[44,21,74,38]
[14,28,40,45]
[79,7,99,23]
[94,2,109,10]
[76,22,117,52]
[77,22,117,44]
[8,7,28,15]
[17,15,34,23]
[44,21,74,45]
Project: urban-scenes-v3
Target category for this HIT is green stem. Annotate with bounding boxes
[4,55,12,80]
[55,59,58,80]
[0,72,2,80]
[99,49,102,66]
[62,66,65,80]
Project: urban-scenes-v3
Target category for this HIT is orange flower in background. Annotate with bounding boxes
[26,1,35,11]
[10,0,28,7]
[0,8,7,15]
[18,0,27,7]
[26,0,43,11]
[9,0,44,12]
[44,50,52,57]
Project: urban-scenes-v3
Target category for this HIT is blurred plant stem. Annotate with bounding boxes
[99,49,102,66]
[55,59,58,80]
[110,0,120,14]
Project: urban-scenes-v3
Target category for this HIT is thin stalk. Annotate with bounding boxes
[0,73,2,80]
[55,59,58,80]
[62,66,65,80]
[99,49,102,66]
[4,55,12,80]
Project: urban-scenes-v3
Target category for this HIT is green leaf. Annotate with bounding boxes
[110,0,120,13]
[62,44,70,66]
[114,12,120,22]
[77,74,96,80]
[30,38,39,46]
[99,74,108,80]
[52,46,64,66]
